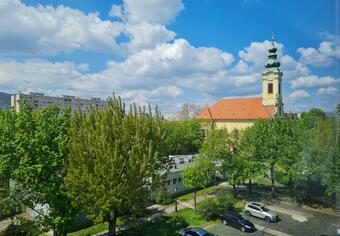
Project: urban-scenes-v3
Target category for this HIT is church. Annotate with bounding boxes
[196,36,285,130]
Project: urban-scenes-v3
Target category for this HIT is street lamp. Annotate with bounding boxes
[174,187,178,212]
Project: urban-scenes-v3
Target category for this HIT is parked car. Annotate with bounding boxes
[219,212,256,232]
[244,202,279,222]
[178,227,212,236]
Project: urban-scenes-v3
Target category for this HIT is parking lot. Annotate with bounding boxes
[207,203,339,236]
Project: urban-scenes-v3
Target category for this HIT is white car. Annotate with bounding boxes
[244,202,279,222]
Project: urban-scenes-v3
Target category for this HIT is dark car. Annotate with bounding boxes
[220,212,256,232]
[178,227,212,236]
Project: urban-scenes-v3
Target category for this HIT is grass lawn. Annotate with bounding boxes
[170,208,219,227]
[67,222,108,236]
[177,184,223,202]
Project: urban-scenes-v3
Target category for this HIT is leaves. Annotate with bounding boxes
[64,95,168,234]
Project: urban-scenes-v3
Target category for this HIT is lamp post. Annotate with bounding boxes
[174,187,178,212]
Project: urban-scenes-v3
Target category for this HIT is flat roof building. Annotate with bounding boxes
[11,92,106,113]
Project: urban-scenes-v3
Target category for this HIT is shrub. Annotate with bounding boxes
[198,189,237,220]
[155,188,174,205]
[197,198,218,220]
[0,198,21,220]
[0,218,41,236]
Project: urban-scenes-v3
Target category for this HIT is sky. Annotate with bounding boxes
[0,0,339,115]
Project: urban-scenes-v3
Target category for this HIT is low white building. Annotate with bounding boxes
[164,154,196,195]
[11,92,105,113]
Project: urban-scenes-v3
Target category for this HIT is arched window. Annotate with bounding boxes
[268,83,273,94]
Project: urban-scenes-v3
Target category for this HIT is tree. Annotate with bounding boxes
[163,119,204,155]
[246,117,300,198]
[0,103,76,235]
[200,129,245,196]
[182,155,215,211]
[64,95,168,236]
[238,127,267,193]
[296,108,339,199]
[177,103,202,120]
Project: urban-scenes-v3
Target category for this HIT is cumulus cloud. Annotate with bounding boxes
[123,22,176,53]
[238,40,284,68]
[290,75,340,89]
[289,90,310,98]
[111,0,184,25]
[0,0,123,55]
[317,87,339,95]
[298,40,340,67]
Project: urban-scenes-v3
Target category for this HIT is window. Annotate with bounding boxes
[166,180,170,186]
[268,83,273,94]
[173,179,177,184]
[178,177,182,183]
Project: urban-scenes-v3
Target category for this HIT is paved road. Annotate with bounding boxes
[207,203,339,236]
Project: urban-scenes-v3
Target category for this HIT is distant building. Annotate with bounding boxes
[11,92,105,113]
[196,35,285,130]
[0,92,11,109]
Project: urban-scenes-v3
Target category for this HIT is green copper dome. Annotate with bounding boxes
[264,34,280,72]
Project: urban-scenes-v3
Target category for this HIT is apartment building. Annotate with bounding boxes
[11,92,106,113]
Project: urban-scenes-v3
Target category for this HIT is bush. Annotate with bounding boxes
[197,198,218,220]
[0,198,21,220]
[198,190,237,220]
[155,188,174,205]
[0,218,41,236]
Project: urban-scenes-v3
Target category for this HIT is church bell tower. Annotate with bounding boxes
[262,34,284,116]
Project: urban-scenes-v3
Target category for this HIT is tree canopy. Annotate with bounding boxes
[64,95,168,236]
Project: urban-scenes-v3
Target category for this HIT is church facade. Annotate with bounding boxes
[196,36,284,130]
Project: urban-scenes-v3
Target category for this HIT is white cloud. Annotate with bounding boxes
[317,87,339,95]
[113,0,184,25]
[290,75,340,89]
[289,90,310,98]
[298,40,340,67]
[0,0,123,55]
[123,22,176,53]
[238,40,284,68]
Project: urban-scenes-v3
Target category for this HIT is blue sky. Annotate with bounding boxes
[0,0,339,115]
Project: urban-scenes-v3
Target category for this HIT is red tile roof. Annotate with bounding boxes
[196,97,275,120]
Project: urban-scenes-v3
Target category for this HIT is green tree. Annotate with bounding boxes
[163,119,204,155]
[64,95,168,236]
[238,127,267,193]
[200,129,244,196]
[297,108,339,199]
[0,103,76,235]
[14,103,75,235]
[182,155,215,211]
[246,117,300,198]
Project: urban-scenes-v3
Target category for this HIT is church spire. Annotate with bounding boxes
[264,34,281,73]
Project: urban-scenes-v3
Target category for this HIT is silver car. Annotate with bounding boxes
[244,202,279,222]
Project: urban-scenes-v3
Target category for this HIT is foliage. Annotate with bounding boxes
[120,215,188,236]
[242,117,301,197]
[0,103,77,235]
[155,186,174,205]
[64,95,168,236]
[0,198,22,221]
[182,155,215,211]
[0,218,42,236]
[296,108,339,198]
[163,119,204,155]
[201,129,245,195]
[197,189,236,220]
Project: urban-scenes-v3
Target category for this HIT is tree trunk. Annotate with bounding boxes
[194,190,197,212]
[270,165,275,198]
[232,178,237,197]
[248,179,252,193]
[108,209,117,236]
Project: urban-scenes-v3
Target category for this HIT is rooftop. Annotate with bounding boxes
[196,97,275,120]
